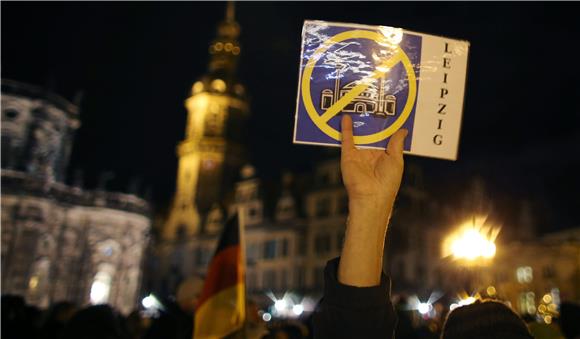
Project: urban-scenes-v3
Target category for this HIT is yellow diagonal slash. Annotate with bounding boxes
[318,49,403,123]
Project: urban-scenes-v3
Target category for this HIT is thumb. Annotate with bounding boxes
[386,128,408,157]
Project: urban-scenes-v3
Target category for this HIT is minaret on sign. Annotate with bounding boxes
[164,2,249,240]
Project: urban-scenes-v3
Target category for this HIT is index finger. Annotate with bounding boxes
[341,114,355,151]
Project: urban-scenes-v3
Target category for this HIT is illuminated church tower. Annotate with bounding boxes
[164,3,249,240]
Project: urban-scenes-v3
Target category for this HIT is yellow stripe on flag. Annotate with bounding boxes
[193,282,245,339]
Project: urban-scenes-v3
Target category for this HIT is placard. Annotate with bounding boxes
[293,20,470,160]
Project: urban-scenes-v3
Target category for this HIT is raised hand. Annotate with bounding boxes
[338,114,407,287]
[340,114,407,205]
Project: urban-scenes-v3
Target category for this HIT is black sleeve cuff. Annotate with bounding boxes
[323,257,393,309]
[312,257,398,339]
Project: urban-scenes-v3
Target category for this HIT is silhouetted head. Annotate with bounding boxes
[62,304,125,339]
[441,300,533,339]
[560,302,580,339]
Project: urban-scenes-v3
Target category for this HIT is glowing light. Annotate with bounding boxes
[544,315,552,324]
[192,81,204,94]
[292,304,304,316]
[458,297,476,307]
[486,286,496,296]
[28,276,39,290]
[274,299,287,311]
[142,295,160,309]
[548,303,557,312]
[538,305,547,313]
[262,312,272,322]
[211,79,226,92]
[542,294,552,304]
[444,217,499,261]
[450,303,459,311]
[418,303,431,315]
[90,281,110,304]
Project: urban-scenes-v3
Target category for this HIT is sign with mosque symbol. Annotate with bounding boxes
[293,20,470,161]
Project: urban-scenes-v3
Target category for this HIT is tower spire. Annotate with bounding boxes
[226,1,235,22]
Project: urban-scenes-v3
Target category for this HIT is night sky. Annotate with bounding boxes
[2,2,579,232]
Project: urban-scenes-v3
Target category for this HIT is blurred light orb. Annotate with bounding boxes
[542,294,552,304]
[486,286,496,296]
[292,304,304,316]
[211,79,226,92]
[449,226,497,260]
[418,302,431,315]
[142,296,154,309]
[89,281,109,304]
[274,299,287,311]
[262,312,272,322]
[458,297,476,307]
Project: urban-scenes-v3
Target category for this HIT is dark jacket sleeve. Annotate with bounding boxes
[313,257,397,339]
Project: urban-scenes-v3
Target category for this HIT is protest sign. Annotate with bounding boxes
[293,20,470,160]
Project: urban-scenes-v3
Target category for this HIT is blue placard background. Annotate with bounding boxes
[294,23,422,150]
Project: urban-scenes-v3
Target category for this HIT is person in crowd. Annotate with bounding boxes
[40,301,78,339]
[441,299,533,339]
[313,115,534,339]
[61,304,127,339]
[1,294,42,339]
[560,302,580,339]
[143,277,202,339]
[125,310,148,339]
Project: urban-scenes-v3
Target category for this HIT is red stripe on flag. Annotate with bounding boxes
[196,245,241,308]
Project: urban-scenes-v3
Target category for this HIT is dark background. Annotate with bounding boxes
[2,2,579,233]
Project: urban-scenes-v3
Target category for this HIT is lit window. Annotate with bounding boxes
[518,291,536,314]
[90,269,113,304]
[211,79,226,92]
[517,266,533,283]
[192,81,204,93]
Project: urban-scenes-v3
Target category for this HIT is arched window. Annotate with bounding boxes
[28,257,50,307]
[90,264,115,304]
[384,95,396,116]
[321,89,334,109]
[3,109,19,121]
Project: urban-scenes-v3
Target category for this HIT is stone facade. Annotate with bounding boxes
[1,80,151,314]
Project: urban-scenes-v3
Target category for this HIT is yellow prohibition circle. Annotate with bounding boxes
[301,29,417,144]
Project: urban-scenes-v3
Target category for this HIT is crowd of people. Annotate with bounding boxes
[2,293,580,339]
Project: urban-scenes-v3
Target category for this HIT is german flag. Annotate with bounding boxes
[194,212,245,339]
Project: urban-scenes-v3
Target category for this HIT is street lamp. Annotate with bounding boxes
[444,216,499,262]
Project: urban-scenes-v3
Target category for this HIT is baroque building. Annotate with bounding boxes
[1,80,151,314]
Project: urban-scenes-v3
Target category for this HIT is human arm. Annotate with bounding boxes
[313,115,407,339]
[338,114,407,286]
